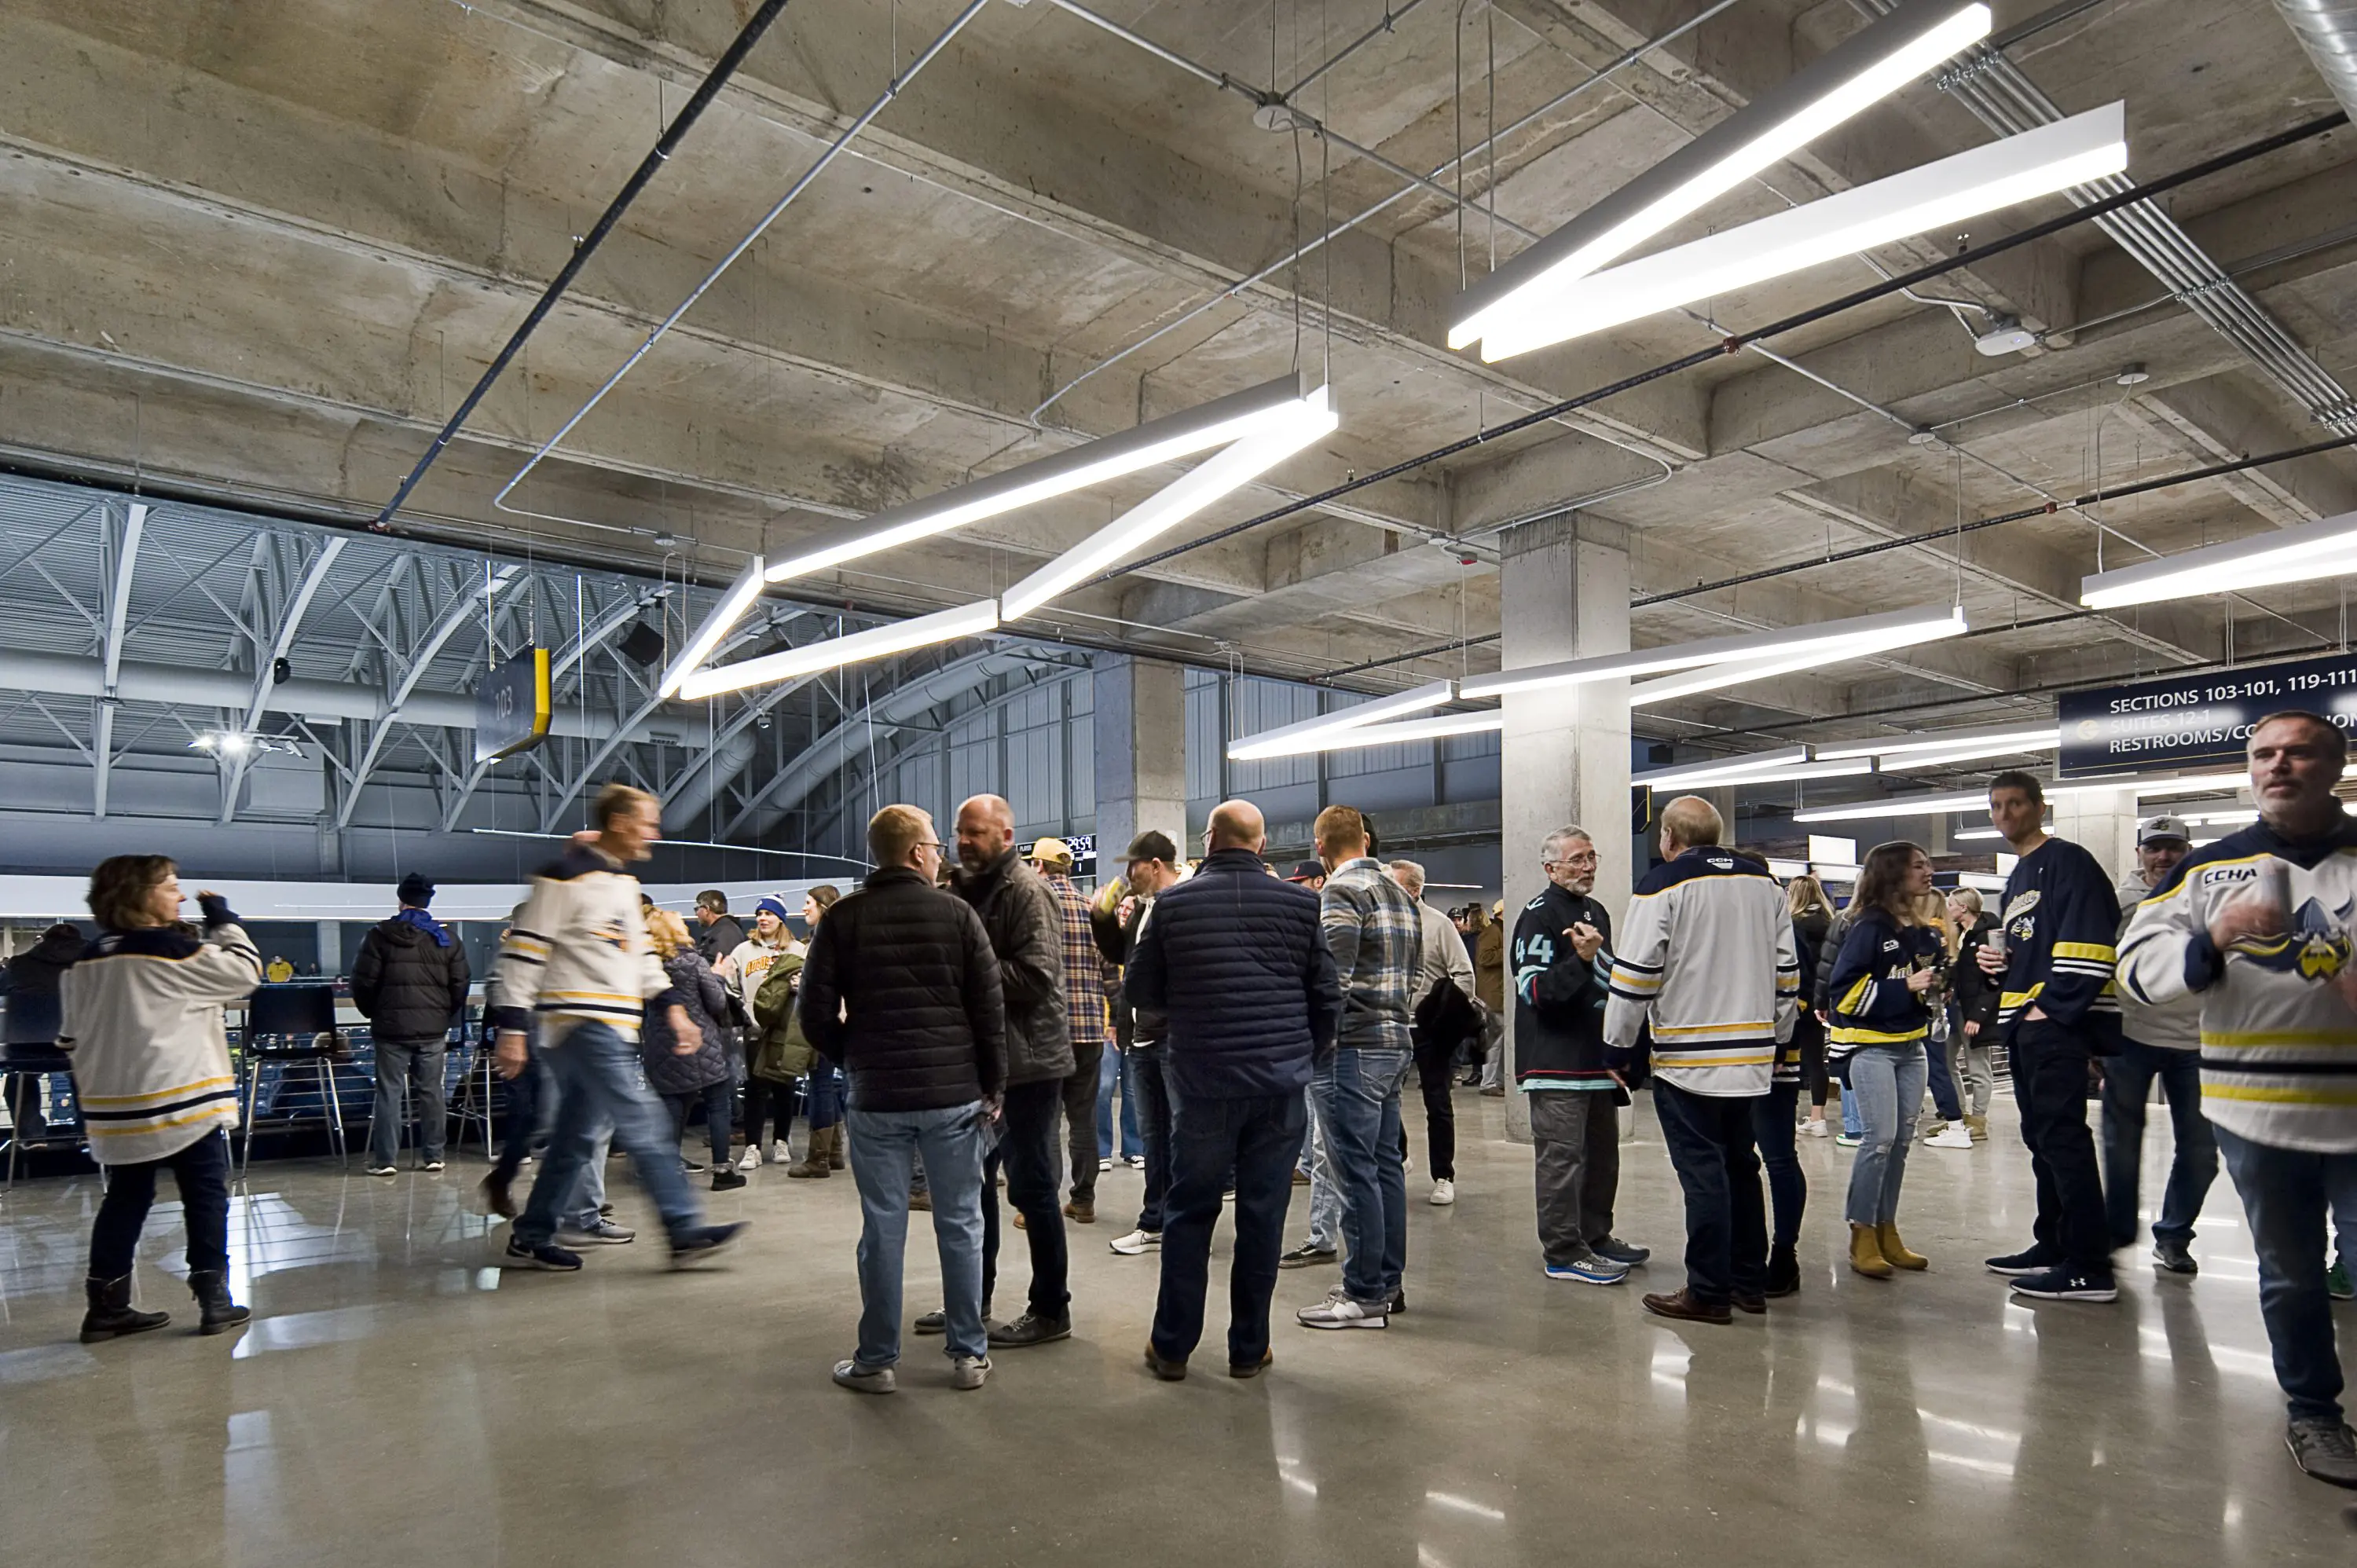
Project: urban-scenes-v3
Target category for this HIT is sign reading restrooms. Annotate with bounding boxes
[2057,650,2357,778]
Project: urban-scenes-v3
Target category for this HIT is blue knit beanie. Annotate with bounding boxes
[754,896,791,923]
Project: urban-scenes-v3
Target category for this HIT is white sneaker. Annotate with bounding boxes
[737,1146,761,1171]
[1429,1178,1456,1207]
[1926,1122,1975,1150]
[951,1354,991,1390]
[1098,1156,1113,1171]
[772,1140,790,1164]
[1403,1152,1414,1174]
[1297,1296,1387,1330]
[1799,1119,1830,1138]
[1109,1229,1160,1256]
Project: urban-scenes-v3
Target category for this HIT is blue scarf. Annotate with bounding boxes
[395,907,452,947]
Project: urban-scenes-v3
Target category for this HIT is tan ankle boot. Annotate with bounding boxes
[1964,1114,1988,1142]
[1876,1222,1929,1270]
[1849,1222,1894,1279]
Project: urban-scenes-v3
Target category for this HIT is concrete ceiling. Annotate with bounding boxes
[5,0,2357,773]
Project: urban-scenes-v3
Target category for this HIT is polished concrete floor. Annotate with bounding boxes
[1,1088,2349,1566]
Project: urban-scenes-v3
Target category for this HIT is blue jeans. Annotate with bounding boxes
[1153,1088,1306,1366]
[2101,1040,2218,1246]
[1313,1046,1410,1306]
[515,1022,704,1248]
[1841,1084,1864,1138]
[1303,1086,1341,1250]
[370,1035,446,1166]
[805,1061,844,1130]
[846,1102,990,1365]
[1129,1046,1175,1233]
[2216,1127,2357,1423]
[1844,1044,1926,1226]
[1098,1047,1141,1160]
[1924,1026,1963,1122]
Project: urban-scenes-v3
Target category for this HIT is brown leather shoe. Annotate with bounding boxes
[1143,1345,1187,1381]
[1732,1292,1767,1314]
[1641,1288,1732,1325]
[1229,1348,1274,1379]
[1064,1199,1095,1224]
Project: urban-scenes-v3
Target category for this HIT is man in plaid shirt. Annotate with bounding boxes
[1299,804,1424,1331]
[1029,837,1110,1224]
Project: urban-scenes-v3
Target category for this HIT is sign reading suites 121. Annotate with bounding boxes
[2057,650,2357,778]
[475,647,552,764]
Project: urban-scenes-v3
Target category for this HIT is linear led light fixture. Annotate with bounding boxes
[1461,604,1965,702]
[2080,507,2357,608]
[1224,680,1461,762]
[1449,0,1990,352]
[655,555,768,699]
[1229,710,1506,761]
[676,599,1002,702]
[1475,103,2124,361]
[1638,755,1877,790]
[763,376,1314,586]
[1789,768,2309,824]
[1626,606,1970,707]
[1814,724,2061,762]
[1002,386,1336,621]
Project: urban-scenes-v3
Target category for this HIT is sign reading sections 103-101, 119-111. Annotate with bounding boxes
[2056,650,2357,779]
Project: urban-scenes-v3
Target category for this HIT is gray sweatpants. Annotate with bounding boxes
[1529,1089,1619,1265]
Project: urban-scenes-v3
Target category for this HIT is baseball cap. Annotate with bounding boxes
[1028,836,1075,869]
[1287,859,1325,883]
[2137,815,2191,846]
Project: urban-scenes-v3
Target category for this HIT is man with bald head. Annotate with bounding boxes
[1126,800,1340,1377]
[951,793,1075,1348]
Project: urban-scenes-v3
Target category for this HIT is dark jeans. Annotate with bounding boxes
[1410,1025,1457,1181]
[666,1079,735,1163]
[1651,1082,1767,1306]
[1063,1040,1103,1202]
[1152,1088,1305,1366]
[1751,1082,1806,1247]
[804,1061,844,1130]
[493,1050,550,1183]
[370,1035,446,1166]
[2102,1040,2218,1246]
[981,1079,1071,1320]
[2013,1020,2111,1274]
[745,1075,799,1148]
[1129,1045,1175,1234]
[2217,1127,2357,1423]
[90,1128,230,1280]
[1924,1029,1963,1122]
[1528,1088,1618,1265]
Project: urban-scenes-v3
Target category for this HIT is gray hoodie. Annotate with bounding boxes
[2115,870,2199,1050]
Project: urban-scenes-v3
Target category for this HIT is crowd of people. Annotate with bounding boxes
[22,709,2357,1493]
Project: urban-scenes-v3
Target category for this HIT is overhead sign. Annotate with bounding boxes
[474,647,552,764]
[2057,650,2357,778]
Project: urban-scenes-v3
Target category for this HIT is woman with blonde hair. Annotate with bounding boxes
[643,907,742,1192]
[1911,889,1974,1149]
[1786,875,1837,1137]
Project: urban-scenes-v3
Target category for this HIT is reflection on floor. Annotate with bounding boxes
[1,1091,2348,1566]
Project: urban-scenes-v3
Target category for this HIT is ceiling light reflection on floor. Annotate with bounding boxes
[1424,1492,1506,1521]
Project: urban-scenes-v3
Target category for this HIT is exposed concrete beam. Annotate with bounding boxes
[2128,372,2357,527]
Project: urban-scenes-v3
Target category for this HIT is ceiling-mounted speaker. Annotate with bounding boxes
[618,620,668,668]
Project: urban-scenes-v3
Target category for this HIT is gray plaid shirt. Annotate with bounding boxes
[1320,856,1423,1051]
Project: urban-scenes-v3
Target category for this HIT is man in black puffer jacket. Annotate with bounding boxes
[1127,800,1339,1378]
[951,793,1073,1350]
[802,804,1006,1394]
[351,874,470,1175]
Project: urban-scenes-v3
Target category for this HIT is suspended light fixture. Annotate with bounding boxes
[1634,750,1878,790]
[1626,606,1969,707]
[1472,104,2124,361]
[763,377,1319,586]
[1223,680,1463,762]
[676,600,1003,701]
[1001,386,1336,621]
[656,556,768,699]
[1461,604,1967,702]
[1790,768,2290,824]
[2080,508,2357,608]
[1449,0,1991,353]
[1227,707,1504,762]
[1813,724,2061,763]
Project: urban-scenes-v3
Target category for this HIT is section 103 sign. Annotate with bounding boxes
[2057,650,2357,778]
[475,647,552,764]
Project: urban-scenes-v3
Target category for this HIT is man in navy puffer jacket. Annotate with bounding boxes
[1126,799,1341,1379]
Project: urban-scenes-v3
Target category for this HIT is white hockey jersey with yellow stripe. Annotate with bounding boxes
[2117,815,2357,1153]
[61,918,262,1163]
[1603,847,1799,1097]
[490,844,675,1046]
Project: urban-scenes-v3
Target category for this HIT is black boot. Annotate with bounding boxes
[189,1269,251,1335]
[1764,1244,1802,1299]
[80,1274,171,1343]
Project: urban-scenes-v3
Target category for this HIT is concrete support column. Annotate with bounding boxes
[317,919,343,976]
[2051,787,2135,885]
[1498,516,1632,1143]
[1094,654,1187,869]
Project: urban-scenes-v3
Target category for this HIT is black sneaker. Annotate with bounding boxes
[501,1237,583,1272]
[988,1311,1073,1348]
[712,1167,747,1192]
[915,1309,948,1335]
[2007,1266,2118,1302]
[1591,1236,1651,1267]
[1279,1244,1338,1269]
[680,1156,708,1174]
[2288,1418,2357,1488]
[669,1221,747,1268]
[1387,1288,1408,1315]
[1984,1245,2062,1277]
[2152,1238,2198,1275]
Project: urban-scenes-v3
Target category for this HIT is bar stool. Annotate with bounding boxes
[2,1047,82,1191]
[236,984,346,1179]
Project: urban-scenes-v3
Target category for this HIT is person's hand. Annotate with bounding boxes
[493,1031,529,1079]
[983,1093,1004,1124]
[1976,941,2006,975]
[1963,1020,1980,1039]
[669,1004,698,1056]
[2027,1005,2047,1022]
[1905,967,1938,995]
[2209,895,2286,953]
[1566,921,1604,962]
